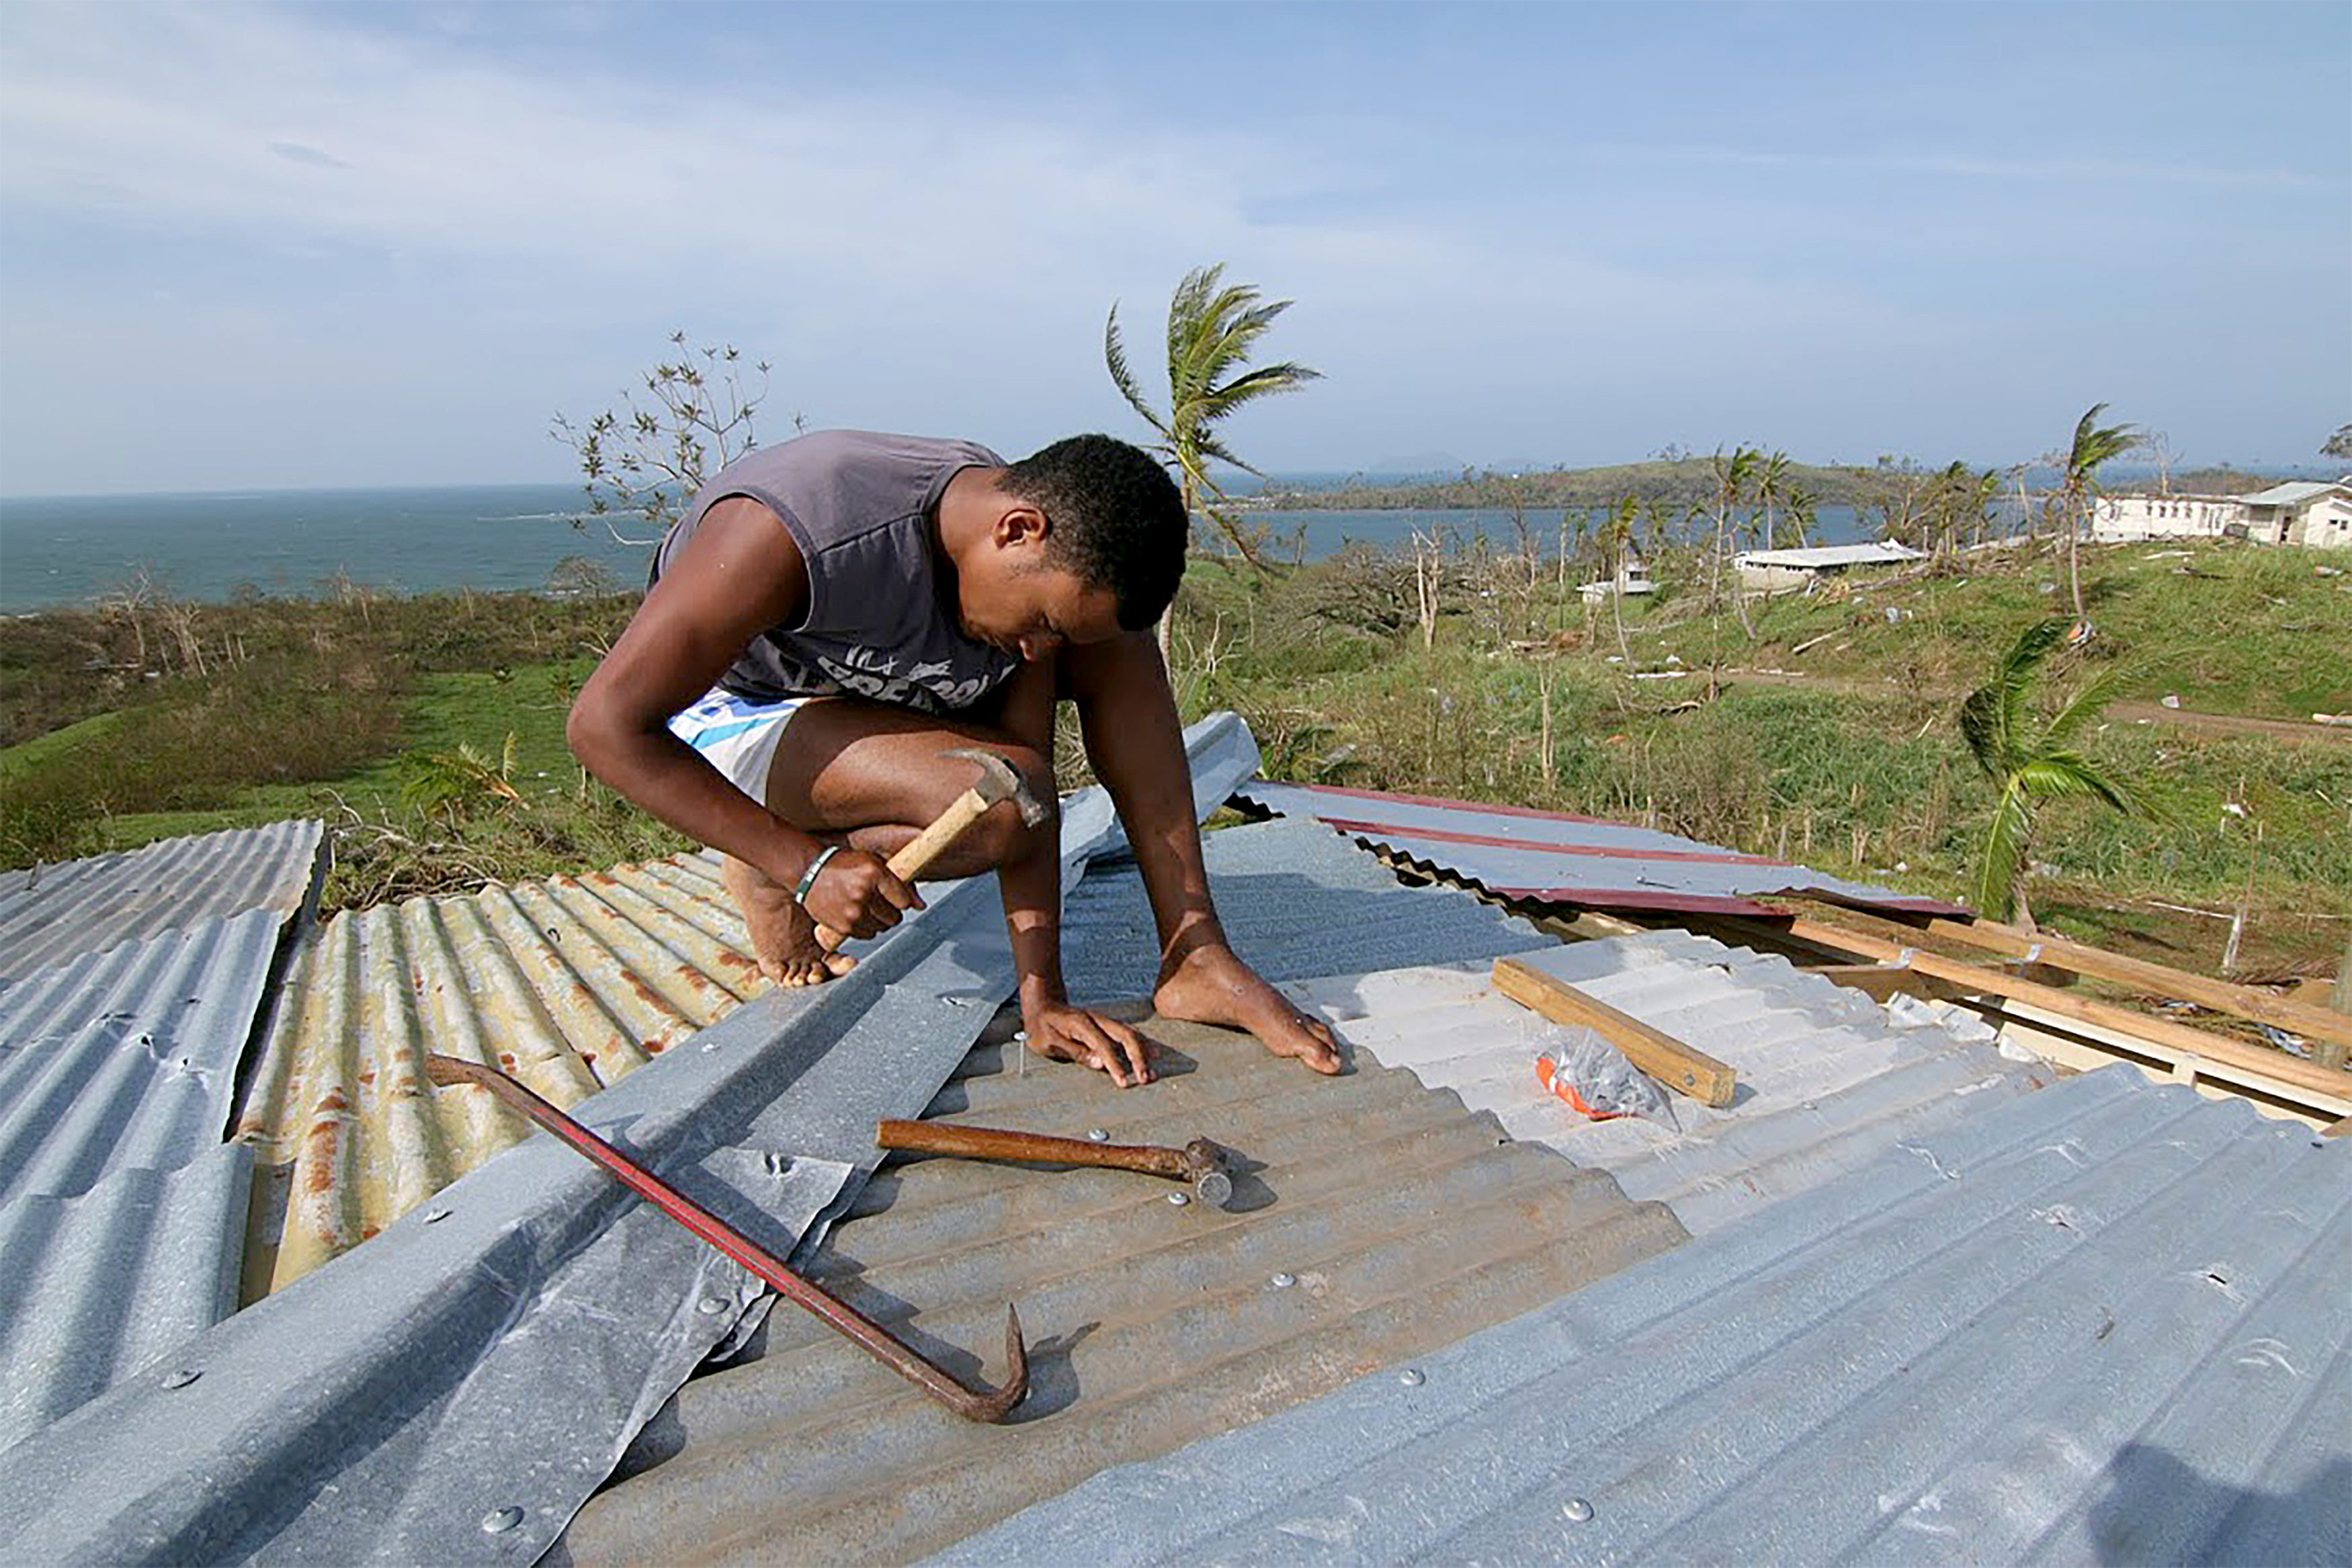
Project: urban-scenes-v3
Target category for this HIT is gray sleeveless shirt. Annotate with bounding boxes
[650,430,1021,714]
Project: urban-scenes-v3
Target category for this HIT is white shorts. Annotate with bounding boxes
[667,688,814,805]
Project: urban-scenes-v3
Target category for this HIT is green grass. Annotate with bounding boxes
[1605,540,2352,721]
[3,550,2345,975]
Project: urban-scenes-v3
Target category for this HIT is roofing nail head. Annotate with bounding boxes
[1563,1498,1595,1523]
[1271,1272,1296,1290]
[161,1368,201,1390]
[1398,1368,1425,1387]
[481,1506,524,1535]
[1087,1127,1109,1142]
[1167,1191,1189,1207]
[422,1207,451,1225]
[698,1297,728,1315]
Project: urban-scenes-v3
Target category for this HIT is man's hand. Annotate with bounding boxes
[804,848,923,941]
[1022,1001,1154,1088]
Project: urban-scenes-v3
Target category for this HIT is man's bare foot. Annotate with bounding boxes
[1154,941,1343,1074]
[720,855,857,988]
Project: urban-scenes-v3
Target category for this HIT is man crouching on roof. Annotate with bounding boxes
[568,429,1342,1086]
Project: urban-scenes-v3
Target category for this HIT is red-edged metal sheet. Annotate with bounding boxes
[1236,780,1968,920]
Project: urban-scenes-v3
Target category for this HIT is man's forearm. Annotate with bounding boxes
[1068,634,1224,961]
[985,661,1073,1016]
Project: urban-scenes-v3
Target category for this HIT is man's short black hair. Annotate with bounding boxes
[1000,434,1187,630]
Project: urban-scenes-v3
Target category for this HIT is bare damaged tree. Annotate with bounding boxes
[554,333,796,550]
[1411,525,1443,652]
[93,566,160,669]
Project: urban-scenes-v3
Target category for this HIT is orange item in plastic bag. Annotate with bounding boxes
[1537,1053,1626,1121]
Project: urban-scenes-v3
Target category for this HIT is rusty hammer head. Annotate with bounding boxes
[1180,1138,1234,1208]
[943,746,1050,828]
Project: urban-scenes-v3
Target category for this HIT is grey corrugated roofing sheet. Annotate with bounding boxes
[2240,480,2347,506]
[947,1064,2352,1567]
[558,1021,1686,1566]
[1235,778,1964,918]
[0,819,324,984]
[555,814,1622,1565]
[0,713,1263,1566]
[0,906,286,1207]
[0,1143,253,1452]
[1284,927,2053,1235]
[0,824,323,1471]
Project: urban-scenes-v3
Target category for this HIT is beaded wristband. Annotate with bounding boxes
[794,844,843,907]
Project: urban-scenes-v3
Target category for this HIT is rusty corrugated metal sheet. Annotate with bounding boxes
[0,820,324,984]
[559,1015,1691,1567]
[1236,779,1964,918]
[231,849,769,1296]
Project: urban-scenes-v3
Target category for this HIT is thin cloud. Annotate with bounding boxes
[267,141,351,171]
[1625,144,2327,190]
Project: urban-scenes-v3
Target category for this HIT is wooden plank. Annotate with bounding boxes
[1802,963,1970,1004]
[1767,916,2352,1104]
[1809,903,2352,1052]
[1491,956,1738,1107]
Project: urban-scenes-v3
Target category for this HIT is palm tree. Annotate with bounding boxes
[1105,264,1322,580]
[2049,402,2140,619]
[1959,617,2141,929]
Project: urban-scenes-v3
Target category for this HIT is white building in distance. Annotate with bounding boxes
[1736,540,1925,594]
[2090,479,2352,549]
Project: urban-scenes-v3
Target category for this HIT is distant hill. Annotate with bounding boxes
[1261,457,1884,512]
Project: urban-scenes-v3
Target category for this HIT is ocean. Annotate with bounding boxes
[0,484,1876,614]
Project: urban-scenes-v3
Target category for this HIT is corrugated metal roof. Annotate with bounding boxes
[560,1014,1691,1567]
[0,823,325,1471]
[1736,541,1925,568]
[1282,927,2054,1235]
[1236,779,1962,918]
[0,1143,252,1452]
[0,906,286,1207]
[948,1065,2352,1566]
[2239,480,2349,506]
[1060,816,1557,1003]
[0,819,324,984]
[230,849,767,1296]
[0,715,1270,1566]
[223,709,1279,1299]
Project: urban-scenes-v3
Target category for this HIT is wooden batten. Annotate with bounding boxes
[1737,914,2352,1127]
[1492,955,1738,1107]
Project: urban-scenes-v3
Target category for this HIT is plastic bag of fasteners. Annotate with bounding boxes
[1537,1035,1677,1130]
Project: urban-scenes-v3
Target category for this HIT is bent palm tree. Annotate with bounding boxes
[1105,264,1322,575]
[2050,402,2140,619]
[1959,617,2140,928]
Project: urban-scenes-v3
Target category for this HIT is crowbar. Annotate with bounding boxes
[423,1053,1027,1423]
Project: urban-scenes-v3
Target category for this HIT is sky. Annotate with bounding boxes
[0,1,2346,496]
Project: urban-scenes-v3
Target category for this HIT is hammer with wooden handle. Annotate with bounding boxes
[876,1119,1236,1208]
[814,747,1048,953]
